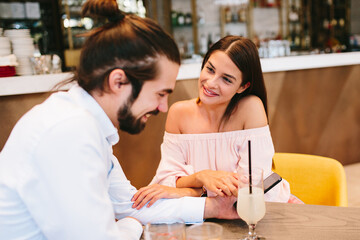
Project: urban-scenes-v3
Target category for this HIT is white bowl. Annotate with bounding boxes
[0,49,11,56]
[0,43,11,49]
[11,37,34,44]
[4,29,30,36]
[0,36,10,42]
[12,44,35,50]
[6,34,31,39]
[14,48,34,56]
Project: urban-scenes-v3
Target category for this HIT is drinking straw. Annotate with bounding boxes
[248,140,252,194]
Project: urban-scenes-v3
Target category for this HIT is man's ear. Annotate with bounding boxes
[108,69,129,93]
[237,82,250,94]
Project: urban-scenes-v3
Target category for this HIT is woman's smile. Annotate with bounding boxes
[203,86,219,97]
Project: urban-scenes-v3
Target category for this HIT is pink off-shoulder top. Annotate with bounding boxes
[150,125,292,203]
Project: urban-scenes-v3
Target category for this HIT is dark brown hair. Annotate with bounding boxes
[201,35,268,124]
[61,0,180,99]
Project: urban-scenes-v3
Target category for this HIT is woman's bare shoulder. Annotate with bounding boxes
[169,99,197,113]
[165,98,198,133]
[238,95,264,110]
[235,95,268,129]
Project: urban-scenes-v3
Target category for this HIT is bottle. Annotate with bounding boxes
[51,54,62,73]
[171,11,178,26]
[232,9,238,22]
[225,7,232,23]
[288,5,299,23]
[289,26,296,49]
[238,7,246,22]
[178,36,185,58]
[177,12,185,26]
[294,25,300,48]
[339,18,345,28]
[187,40,194,57]
[137,0,146,17]
[197,8,205,25]
[199,33,207,56]
[185,12,192,26]
[207,33,213,50]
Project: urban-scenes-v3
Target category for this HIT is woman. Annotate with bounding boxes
[132,36,299,210]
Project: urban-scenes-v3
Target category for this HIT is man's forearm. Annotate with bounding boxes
[204,197,217,219]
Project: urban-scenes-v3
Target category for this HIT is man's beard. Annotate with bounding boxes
[117,99,159,135]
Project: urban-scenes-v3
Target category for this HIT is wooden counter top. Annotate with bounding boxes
[208,202,360,240]
[1,52,360,97]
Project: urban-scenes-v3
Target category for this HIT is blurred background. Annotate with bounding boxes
[0,0,359,72]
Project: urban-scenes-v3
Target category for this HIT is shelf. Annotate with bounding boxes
[0,18,40,21]
[172,25,193,28]
[2,0,53,2]
[224,22,247,25]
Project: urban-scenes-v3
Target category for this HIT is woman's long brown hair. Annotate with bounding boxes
[201,35,268,125]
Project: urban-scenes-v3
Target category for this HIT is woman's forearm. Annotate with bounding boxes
[180,187,204,197]
[176,172,203,188]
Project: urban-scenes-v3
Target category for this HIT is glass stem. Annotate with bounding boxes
[248,224,257,239]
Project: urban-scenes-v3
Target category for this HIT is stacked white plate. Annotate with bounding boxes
[4,29,34,75]
[0,36,11,56]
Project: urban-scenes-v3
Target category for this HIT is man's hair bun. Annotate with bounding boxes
[81,0,124,22]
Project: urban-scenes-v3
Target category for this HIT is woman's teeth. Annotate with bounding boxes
[204,87,217,95]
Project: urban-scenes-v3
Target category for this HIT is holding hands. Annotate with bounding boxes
[195,170,239,197]
[132,170,239,210]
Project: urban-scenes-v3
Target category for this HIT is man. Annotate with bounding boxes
[0,1,238,239]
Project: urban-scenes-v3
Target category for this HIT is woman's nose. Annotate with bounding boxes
[206,76,219,87]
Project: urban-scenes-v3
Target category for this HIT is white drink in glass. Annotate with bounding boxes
[237,187,266,225]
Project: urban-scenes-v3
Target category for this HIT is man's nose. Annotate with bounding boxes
[157,97,169,113]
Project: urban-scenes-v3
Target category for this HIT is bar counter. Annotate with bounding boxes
[1,52,360,97]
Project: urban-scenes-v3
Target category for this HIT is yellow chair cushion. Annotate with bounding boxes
[273,153,348,207]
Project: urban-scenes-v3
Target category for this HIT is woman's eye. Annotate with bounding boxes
[158,93,165,97]
[206,66,214,73]
[223,77,232,83]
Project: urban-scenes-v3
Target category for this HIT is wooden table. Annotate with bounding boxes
[208,202,360,240]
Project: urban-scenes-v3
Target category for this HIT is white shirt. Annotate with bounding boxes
[0,85,205,240]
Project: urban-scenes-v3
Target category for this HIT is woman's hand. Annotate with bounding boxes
[131,184,202,210]
[195,170,239,197]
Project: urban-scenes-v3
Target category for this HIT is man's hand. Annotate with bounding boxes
[204,196,239,219]
[131,184,202,209]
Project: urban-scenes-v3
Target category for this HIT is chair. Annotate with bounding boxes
[272,153,348,207]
